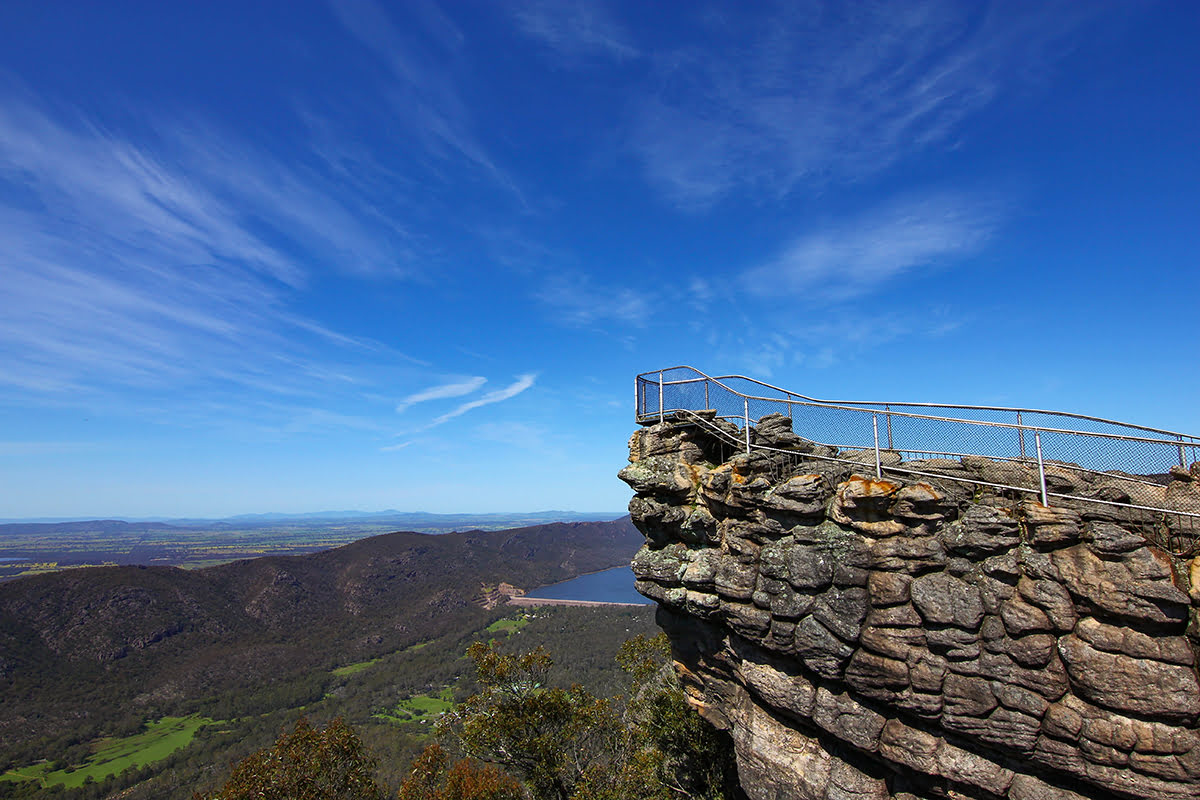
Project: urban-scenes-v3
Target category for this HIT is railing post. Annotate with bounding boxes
[744,398,751,454]
[885,404,893,449]
[658,371,664,424]
[787,393,793,420]
[704,380,710,411]
[1178,435,1187,468]
[1017,411,1026,460]
[1035,431,1048,506]
[873,412,882,479]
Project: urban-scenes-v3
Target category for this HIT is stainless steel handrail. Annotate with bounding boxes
[634,367,1200,556]
[636,366,1199,443]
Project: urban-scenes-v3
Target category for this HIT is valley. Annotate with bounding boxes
[0,517,651,799]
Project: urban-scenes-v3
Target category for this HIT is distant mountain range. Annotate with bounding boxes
[0,509,626,528]
[0,518,181,536]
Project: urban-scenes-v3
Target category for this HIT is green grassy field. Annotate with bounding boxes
[331,658,381,677]
[330,638,438,679]
[374,688,455,726]
[486,615,528,635]
[0,715,212,789]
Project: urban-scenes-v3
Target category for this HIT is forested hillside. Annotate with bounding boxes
[0,519,647,798]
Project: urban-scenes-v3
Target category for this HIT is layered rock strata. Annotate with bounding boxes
[620,413,1200,800]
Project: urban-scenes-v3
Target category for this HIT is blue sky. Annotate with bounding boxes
[1,1,1198,518]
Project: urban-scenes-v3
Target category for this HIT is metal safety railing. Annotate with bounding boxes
[635,366,1200,557]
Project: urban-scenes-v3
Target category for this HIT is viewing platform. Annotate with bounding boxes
[635,366,1200,556]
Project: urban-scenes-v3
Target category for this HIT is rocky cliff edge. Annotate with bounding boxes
[620,412,1200,800]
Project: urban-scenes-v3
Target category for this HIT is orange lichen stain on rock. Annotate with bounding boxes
[840,475,900,497]
[1148,546,1187,589]
[673,660,705,691]
[832,476,906,530]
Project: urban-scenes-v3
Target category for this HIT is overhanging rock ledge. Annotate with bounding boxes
[620,412,1200,800]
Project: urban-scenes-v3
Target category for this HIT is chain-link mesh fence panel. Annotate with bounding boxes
[638,368,1197,474]
[635,367,1200,555]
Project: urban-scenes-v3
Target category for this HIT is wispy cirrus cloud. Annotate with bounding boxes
[428,374,537,427]
[329,0,519,197]
[475,421,547,449]
[396,377,487,413]
[535,273,650,328]
[704,306,966,380]
[511,0,638,62]
[477,225,652,330]
[744,192,1002,300]
[631,1,1110,208]
[0,88,416,406]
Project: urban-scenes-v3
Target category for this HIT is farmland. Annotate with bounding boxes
[374,688,455,726]
[0,523,385,579]
[0,716,212,789]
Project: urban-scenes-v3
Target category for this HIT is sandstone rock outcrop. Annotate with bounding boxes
[620,413,1200,800]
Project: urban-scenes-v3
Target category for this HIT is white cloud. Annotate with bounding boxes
[744,193,1001,299]
[687,277,714,311]
[396,377,487,412]
[0,90,418,403]
[428,374,538,427]
[511,0,638,62]
[707,308,967,381]
[630,1,1108,208]
[329,0,520,198]
[536,273,649,327]
[476,229,649,330]
[475,421,547,449]
[380,441,413,452]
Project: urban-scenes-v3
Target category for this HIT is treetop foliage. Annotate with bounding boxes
[397,743,523,800]
[196,632,740,800]
[196,717,385,800]
[429,635,740,800]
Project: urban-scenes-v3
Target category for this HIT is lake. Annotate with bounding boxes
[523,565,649,605]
